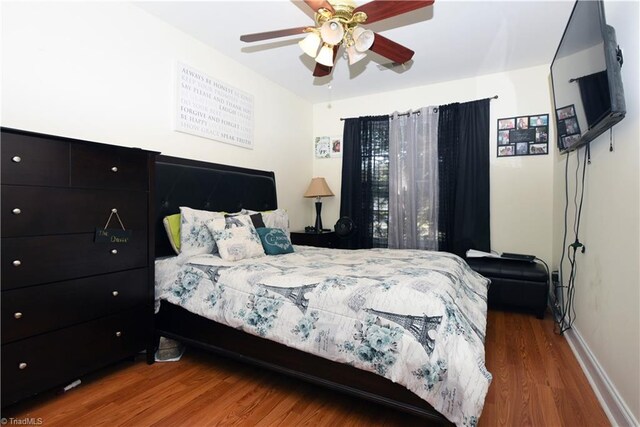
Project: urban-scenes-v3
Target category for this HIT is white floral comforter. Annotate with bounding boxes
[155,246,492,426]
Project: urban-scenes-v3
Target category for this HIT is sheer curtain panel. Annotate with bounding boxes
[388,107,440,249]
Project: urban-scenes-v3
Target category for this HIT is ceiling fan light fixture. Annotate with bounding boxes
[346,45,367,65]
[299,31,322,57]
[352,26,375,52]
[319,19,345,45]
[316,44,335,67]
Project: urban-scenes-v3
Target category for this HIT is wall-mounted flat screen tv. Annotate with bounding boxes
[550,0,625,154]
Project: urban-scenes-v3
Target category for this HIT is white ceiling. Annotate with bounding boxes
[135,0,575,103]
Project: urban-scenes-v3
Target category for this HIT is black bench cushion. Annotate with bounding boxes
[465,257,548,282]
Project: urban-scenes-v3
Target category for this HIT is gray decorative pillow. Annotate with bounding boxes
[223,213,254,229]
[179,207,225,256]
[208,224,265,261]
[242,209,290,237]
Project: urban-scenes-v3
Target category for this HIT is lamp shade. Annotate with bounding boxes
[304,177,334,198]
[315,44,335,67]
[320,19,344,45]
[353,26,375,52]
[347,45,367,65]
[299,32,321,58]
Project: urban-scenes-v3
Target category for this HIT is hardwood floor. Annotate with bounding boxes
[2,310,610,426]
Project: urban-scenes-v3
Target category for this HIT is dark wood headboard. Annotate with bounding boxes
[154,155,277,257]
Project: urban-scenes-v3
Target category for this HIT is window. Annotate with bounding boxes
[361,121,389,248]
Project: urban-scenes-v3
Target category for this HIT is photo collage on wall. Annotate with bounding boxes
[555,104,582,150]
[497,113,549,157]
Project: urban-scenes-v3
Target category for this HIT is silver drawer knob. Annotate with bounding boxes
[12,208,22,215]
[111,249,118,255]
[19,362,27,370]
[12,156,22,163]
[115,331,122,337]
[112,291,119,297]
[13,260,21,267]
[111,166,118,173]
[14,312,23,319]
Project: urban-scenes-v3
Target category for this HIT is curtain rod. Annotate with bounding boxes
[339,95,499,121]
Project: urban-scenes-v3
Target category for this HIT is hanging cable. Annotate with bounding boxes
[555,145,589,334]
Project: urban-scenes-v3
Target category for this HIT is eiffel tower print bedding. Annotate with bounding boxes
[155,246,492,426]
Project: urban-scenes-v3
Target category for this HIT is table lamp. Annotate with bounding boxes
[303,177,334,233]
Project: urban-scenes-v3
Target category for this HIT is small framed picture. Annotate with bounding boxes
[314,136,330,158]
[498,145,515,157]
[564,117,580,135]
[535,127,548,142]
[330,137,342,158]
[498,130,510,145]
[529,115,548,127]
[516,117,529,129]
[556,105,576,120]
[562,134,581,148]
[529,143,548,155]
[498,118,515,130]
[516,142,530,155]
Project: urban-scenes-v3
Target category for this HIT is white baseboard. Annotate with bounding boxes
[565,327,638,427]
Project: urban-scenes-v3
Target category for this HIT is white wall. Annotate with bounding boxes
[551,0,639,422]
[1,1,314,231]
[313,65,555,262]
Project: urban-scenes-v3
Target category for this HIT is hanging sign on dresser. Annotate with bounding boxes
[95,208,132,244]
[174,62,254,149]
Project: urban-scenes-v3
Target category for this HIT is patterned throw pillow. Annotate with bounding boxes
[242,209,290,237]
[222,213,254,229]
[256,228,294,255]
[179,207,225,256]
[209,225,265,261]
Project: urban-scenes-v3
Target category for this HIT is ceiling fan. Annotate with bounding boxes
[239,0,434,77]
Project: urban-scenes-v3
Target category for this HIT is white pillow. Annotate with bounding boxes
[208,224,265,262]
[242,209,289,236]
[179,207,225,256]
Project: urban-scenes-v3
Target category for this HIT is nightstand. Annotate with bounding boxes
[290,231,338,248]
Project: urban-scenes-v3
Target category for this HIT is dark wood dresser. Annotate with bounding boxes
[1,127,157,406]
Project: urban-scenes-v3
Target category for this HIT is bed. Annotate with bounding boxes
[153,155,491,426]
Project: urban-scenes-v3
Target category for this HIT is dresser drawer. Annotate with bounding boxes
[70,143,149,191]
[1,132,69,186]
[1,308,146,405]
[2,268,148,344]
[2,186,148,237]
[1,233,148,290]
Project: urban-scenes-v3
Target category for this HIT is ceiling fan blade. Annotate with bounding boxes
[369,33,414,64]
[313,63,332,77]
[240,26,309,43]
[313,45,340,77]
[303,0,334,13]
[354,0,434,24]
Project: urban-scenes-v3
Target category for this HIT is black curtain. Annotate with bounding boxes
[437,104,460,253]
[438,99,491,257]
[340,116,389,249]
[577,70,611,128]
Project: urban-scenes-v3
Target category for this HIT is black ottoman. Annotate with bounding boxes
[466,257,549,319]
